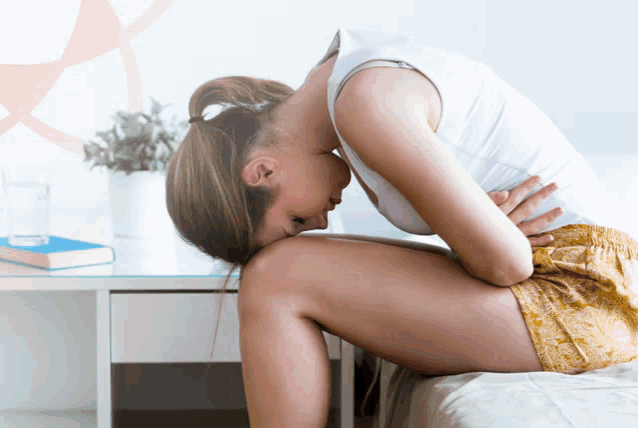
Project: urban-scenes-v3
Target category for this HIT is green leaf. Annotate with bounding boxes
[151,102,161,117]
[95,130,113,142]
[111,125,120,144]
[84,144,101,160]
[91,142,104,154]
[142,123,154,137]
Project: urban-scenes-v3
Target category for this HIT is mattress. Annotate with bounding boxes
[377,359,638,428]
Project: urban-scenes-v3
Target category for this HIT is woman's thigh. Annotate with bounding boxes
[241,235,543,376]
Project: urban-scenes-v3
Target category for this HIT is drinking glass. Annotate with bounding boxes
[1,164,51,246]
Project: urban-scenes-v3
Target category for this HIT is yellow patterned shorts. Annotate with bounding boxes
[510,224,638,374]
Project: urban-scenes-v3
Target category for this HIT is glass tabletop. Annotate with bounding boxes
[0,206,348,278]
[0,234,240,278]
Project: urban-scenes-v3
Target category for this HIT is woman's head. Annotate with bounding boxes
[166,76,293,268]
[166,74,350,269]
[240,114,351,247]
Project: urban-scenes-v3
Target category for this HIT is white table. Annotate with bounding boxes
[0,232,355,428]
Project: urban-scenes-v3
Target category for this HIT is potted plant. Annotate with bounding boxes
[83,98,188,238]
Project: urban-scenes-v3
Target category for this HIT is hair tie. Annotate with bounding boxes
[188,115,204,124]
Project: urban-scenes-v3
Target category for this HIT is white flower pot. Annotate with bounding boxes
[108,170,175,238]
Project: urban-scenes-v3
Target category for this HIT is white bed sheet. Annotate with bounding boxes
[379,359,638,428]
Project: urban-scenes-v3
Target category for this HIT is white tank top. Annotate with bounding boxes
[314,28,628,236]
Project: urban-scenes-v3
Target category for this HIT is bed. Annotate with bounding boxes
[373,358,638,428]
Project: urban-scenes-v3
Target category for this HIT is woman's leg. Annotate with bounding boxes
[238,235,542,428]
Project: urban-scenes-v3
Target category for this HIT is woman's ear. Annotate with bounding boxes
[242,157,278,188]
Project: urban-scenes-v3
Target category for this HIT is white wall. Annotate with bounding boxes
[0,0,637,411]
[1,0,637,236]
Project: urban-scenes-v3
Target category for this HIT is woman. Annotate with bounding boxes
[166,28,638,427]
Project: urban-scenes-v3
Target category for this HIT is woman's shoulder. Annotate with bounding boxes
[336,65,442,134]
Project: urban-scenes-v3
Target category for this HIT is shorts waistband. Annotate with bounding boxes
[535,224,638,256]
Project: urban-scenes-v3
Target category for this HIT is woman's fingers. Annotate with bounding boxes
[486,191,509,205]
[488,177,565,246]
[517,206,565,237]
[507,181,559,226]
[528,234,555,247]
[498,175,542,215]
[489,176,566,247]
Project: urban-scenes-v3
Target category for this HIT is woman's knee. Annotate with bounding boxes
[238,237,312,318]
[243,236,301,275]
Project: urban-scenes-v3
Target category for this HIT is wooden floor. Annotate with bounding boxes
[114,409,376,428]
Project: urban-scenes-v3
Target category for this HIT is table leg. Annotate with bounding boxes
[97,290,112,428]
[341,339,355,428]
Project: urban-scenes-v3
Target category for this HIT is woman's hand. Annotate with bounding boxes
[487,175,564,247]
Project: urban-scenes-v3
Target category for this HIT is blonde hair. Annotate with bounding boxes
[165,75,294,374]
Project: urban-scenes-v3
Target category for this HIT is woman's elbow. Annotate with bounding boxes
[458,251,533,287]
[492,257,534,287]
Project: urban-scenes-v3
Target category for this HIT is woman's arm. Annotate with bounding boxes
[334,67,533,287]
[302,179,564,275]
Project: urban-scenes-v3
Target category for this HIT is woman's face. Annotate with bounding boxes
[248,146,351,248]
[244,55,351,247]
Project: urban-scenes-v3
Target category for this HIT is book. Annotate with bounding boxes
[0,236,115,271]
[0,258,116,276]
